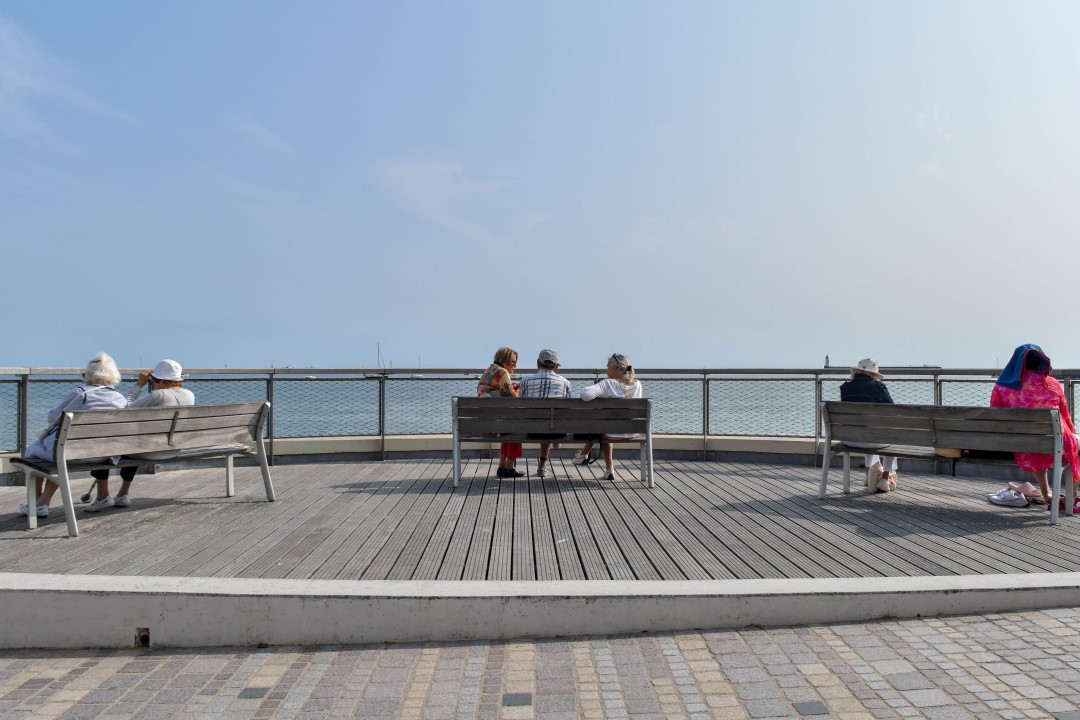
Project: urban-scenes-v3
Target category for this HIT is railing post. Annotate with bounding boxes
[701,373,709,461]
[379,374,387,461]
[934,371,943,406]
[813,374,822,466]
[265,373,275,466]
[18,373,29,454]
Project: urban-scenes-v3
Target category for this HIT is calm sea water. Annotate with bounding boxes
[1,375,995,453]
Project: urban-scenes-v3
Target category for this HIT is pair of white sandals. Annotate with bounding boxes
[865,462,896,493]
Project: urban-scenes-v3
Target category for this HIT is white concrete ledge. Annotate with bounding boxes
[2,572,1078,649]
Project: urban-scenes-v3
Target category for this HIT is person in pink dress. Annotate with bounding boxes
[990,344,1080,507]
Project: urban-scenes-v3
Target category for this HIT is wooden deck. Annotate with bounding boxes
[0,457,1075,581]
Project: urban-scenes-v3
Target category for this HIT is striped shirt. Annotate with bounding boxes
[519,368,572,399]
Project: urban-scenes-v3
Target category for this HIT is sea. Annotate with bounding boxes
[1,374,997,454]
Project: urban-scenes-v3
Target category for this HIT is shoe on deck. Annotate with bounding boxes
[18,503,48,518]
[84,497,115,512]
[496,468,524,478]
[536,465,547,478]
[113,495,131,508]
[572,452,588,465]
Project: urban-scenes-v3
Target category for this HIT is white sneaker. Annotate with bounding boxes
[572,451,588,465]
[84,497,115,512]
[18,503,48,518]
[536,464,547,478]
[113,495,131,508]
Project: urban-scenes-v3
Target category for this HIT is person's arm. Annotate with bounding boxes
[1050,379,1077,434]
[581,380,610,401]
[879,383,894,404]
[125,370,153,403]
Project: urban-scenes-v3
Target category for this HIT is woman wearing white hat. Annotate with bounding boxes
[839,358,898,492]
[84,359,196,512]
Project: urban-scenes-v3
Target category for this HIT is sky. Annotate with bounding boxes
[3,1,1080,372]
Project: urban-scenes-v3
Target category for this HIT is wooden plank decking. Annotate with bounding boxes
[0,458,1075,581]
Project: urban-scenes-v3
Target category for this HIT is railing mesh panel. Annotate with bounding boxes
[821,378,935,405]
[272,378,378,437]
[0,381,18,452]
[646,378,702,434]
[940,380,994,407]
[386,378,477,434]
[709,379,815,437]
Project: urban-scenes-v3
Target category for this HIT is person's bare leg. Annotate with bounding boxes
[1033,469,1050,508]
[603,444,614,474]
[94,478,111,501]
[37,478,60,506]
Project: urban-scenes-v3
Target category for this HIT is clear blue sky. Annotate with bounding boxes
[3,2,1079,370]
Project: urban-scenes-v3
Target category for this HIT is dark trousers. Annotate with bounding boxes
[90,466,138,482]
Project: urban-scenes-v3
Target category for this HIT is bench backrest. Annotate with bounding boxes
[453,397,651,436]
[821,401,1059,454]
[56,401,270,462]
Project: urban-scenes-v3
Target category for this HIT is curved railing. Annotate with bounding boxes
[1,366,1077,455]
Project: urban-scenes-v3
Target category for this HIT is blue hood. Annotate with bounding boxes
[996,344,1051,389]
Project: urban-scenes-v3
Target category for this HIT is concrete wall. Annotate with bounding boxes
[1,573,1078,650]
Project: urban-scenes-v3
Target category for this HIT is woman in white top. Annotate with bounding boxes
[20,353,128,518]
[573,353,643,480]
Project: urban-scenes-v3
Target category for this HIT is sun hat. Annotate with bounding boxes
[851,358,883,380]
[537,349,560,368]
[149,358,185,382]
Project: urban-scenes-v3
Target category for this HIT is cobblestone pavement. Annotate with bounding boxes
[1,609,1078,719]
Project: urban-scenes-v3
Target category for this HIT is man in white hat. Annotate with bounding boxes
[85,359,196,512]
[518,349,572,477]
[839,358,898,493]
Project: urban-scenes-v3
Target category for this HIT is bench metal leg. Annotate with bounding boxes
[56,464,79,538]
[1050,453,1062,525]
[452,435,461,488]
[644,432,654,488]
[256,438,275,502]
[1067,466,1076,517]
[225,454,235,497]
[24,469,38,530]
[842,453,851,494]
[818,449,833,499]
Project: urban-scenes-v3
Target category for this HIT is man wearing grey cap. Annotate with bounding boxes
[518,349,573,477]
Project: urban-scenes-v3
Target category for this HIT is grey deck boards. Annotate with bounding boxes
[1,458,1076,581]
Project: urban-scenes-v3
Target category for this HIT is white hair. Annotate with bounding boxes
[83,352,121,386]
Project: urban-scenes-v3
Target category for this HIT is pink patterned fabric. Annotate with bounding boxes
[990,370,1079,473]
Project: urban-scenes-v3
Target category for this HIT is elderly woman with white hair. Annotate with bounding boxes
[19,352,128,518]
[839,358,897,493]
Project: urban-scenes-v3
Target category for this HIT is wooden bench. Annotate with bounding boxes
[11,401,276,537]
[451,396,654,488]
[819,401,1076,523]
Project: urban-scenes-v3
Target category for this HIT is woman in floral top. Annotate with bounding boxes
[477,346,523,478]
[990,344,1080,507]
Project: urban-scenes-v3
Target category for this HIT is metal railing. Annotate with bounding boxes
[1,366,1077,458]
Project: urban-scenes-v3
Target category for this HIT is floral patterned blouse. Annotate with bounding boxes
[477,364,516,398]
[990,369,1080,473]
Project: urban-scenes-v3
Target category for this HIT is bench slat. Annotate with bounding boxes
[61,427,257,461]
[63,402,267,424]
[458,418,648,435]
[64,415,259,440]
